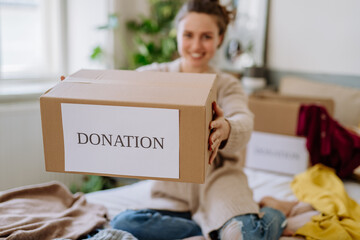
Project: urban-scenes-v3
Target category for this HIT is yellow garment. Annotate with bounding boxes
[291,164,360,240]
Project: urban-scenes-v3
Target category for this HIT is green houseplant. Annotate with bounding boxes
[70,175,117,194]
[126,0,184,69]
[90,0,184,69]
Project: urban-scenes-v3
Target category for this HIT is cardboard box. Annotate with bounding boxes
[248,91,334,136]
[245,91,334,175]
[40,69,217,184]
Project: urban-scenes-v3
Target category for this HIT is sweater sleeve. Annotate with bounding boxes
[216,73,254,161]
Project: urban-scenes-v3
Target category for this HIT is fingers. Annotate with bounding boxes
[209,102,225,130]
[209,146,218,165]
[282,229,295,236]
[209,118,223,130]
[209,138,220,151]
[208,118,228,152]
[212,101,224,118]
[209,131,221,146]
[208,135,220,165]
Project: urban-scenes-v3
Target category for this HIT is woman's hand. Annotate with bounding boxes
[208,102,231,165]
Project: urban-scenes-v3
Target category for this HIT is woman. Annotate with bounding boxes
[111,0,295,239]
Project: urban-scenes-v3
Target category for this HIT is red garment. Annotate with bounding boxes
[297,105,360,178]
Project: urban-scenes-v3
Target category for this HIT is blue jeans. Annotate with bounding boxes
[110,207,285,240]
[110,209,202,240]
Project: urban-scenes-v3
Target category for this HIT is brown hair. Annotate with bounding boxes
[175,0,234,37]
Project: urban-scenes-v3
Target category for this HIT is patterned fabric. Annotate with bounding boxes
[88,229,138,240]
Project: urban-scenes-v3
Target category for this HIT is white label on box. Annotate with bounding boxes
[245,131,308,175]
[61,103,179,179]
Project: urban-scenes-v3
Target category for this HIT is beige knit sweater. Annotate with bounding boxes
[137,59,259,238]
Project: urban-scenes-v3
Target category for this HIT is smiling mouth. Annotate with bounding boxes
[190,53,204,59]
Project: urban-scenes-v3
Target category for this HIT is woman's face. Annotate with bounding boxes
[177,12,223,73]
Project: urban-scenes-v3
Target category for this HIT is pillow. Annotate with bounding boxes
[279,76,360,127]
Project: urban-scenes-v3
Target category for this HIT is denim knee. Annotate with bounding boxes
[110,209,202,240]
[259,207,287,232]
[217,207,286,240]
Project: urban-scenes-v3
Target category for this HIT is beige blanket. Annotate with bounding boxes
[0,181,108,240]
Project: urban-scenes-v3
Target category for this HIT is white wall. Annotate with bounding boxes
[267,0,360,76]
[66,0,150,72]
[66,0,110,73]
[0,101,83,191]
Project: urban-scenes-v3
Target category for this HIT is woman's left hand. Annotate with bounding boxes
[209,102,231,165]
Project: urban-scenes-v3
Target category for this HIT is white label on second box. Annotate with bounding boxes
[245,131,308,175]
[61,103,179,179]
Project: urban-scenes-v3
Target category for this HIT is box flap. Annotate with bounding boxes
[43,69,217,107]
[66,69,215,89]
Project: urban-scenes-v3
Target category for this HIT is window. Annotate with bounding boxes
[0,0,64,82]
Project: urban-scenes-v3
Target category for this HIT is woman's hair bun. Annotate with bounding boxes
[175,0,234,38]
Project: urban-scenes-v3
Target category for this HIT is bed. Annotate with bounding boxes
[85,167,360,239]
[3,77,359,239]
[2,166,358,240]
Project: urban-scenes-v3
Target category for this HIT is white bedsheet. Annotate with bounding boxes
[244,168,360,204]
[86,167,360,220]
[86,180,152,220]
